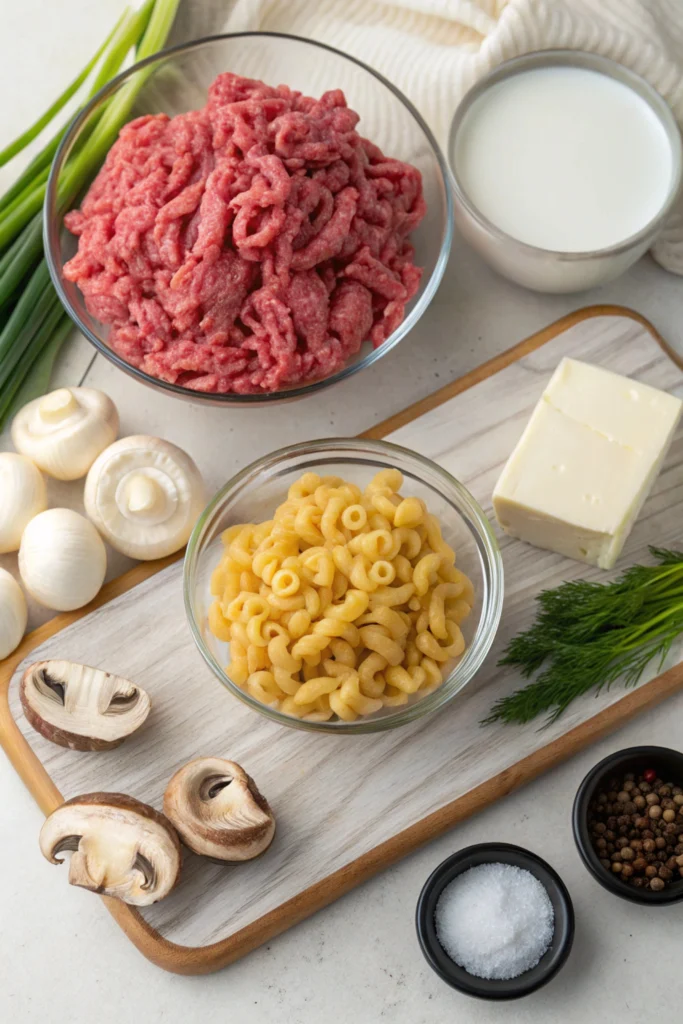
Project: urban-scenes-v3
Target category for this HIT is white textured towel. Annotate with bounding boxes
[171,0,683,274]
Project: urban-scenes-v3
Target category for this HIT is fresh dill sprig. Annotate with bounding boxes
[483,547,683,727]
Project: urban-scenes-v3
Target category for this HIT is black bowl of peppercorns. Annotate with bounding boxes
[573,746,683,905]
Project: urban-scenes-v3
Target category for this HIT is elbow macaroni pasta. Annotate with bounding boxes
[208,469,474,722]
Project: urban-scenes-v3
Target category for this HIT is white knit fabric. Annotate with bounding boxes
[171,0,683,274]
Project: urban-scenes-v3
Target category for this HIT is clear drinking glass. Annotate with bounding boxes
[44,33,453,405]
[184,438,503,734]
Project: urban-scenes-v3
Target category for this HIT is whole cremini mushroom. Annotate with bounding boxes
[0,568,27,660]
[19,508,107,611]
[0,452,47,553]
[39,793,181,906]
[163,758,275,861]
[84,435,206,560]
[11,387,119,480]
[21,659,151,750]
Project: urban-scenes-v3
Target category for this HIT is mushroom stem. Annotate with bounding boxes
[125,473,161,514]
[39,388,78,423]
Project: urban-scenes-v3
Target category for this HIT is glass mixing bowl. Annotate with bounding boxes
[184,438,503,734]
[44,33,453,406]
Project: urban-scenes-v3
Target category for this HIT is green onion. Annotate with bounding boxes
[0,0,179,430]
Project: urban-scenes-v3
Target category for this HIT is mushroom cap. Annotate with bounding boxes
[0,568,27,660]
[39,793,181,906]
[163,758,275,862]
[0,452,47,553]
[21,660,151,751]
[18,508,107,611]
[11,387,119,480]
[84,435,206,560]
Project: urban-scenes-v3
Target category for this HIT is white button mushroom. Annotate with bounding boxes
[11,386,119,480]
[84,435,206,560]
[19,508,107,611]
[163,758,276,861]
[0,568,27,660]
[21,660,151,750]
[0,452,47,553]
[39,793,181,906]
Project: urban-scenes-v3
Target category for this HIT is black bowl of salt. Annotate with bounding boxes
[416,842,574,999]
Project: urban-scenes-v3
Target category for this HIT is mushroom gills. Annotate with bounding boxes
[21,660,151,751]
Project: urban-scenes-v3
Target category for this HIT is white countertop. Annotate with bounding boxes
[2,4,683,1021]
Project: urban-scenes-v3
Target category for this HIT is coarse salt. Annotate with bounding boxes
[435,862,554,981]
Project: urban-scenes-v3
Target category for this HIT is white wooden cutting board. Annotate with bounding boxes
[2,308,683,974]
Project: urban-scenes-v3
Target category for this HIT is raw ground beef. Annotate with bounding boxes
[64,73,426,394]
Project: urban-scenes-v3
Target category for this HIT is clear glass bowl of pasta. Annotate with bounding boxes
[184,438,503,733]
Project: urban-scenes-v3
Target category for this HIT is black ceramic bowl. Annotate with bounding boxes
[416,843,575,1000]
[573,745,683,906]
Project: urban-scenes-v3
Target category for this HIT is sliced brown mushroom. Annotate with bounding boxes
[21,660,151,751]
[39,793,181,906]
[163,758,275,861]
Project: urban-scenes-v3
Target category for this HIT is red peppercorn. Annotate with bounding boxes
[644,768,657,783]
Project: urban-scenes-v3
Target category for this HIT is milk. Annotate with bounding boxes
[453,66,674,253]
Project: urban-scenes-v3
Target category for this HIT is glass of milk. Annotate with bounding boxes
[448,51,682,293]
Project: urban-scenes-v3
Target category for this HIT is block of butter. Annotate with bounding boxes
[493,358,682,569]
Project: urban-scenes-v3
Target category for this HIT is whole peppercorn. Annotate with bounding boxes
[673,794,683,807]
[617,814,630,826]
[612,862,623,874]
[606,817,618,830]
[664,822,678,836]
[633,795,647,810]
[676,843,683,855]
[646,792,660,806]
[663,809,676,823]
[643,839,657,853]
[622,802,637,815]
[623,780,635,792]
[639,781,652,794]
[625,773,635,782]
[620,847,635,862]
[634,817,649,830]
[611,852,623,862]
[661,797,675,810]
[617,791,630,803]
[630,839,643,851]
[631,877,645,888]
[618,825,629,836]
[659,866,673,881]
[645,865,658,879]
[655,836,667,850]
[659,785,672,798]
[600,858,611,870]
[632,857,647,872]
[649,805,663,820]
[606,843,615,854]
[655,852,667,863]
[666,856,679,871]
[596,838,607,851]
[650,877,666,891]
[621,864,634,878]
[594,821,607,834]
[607,790,618,802]
[616,837,629,849]
[676,854,683,868]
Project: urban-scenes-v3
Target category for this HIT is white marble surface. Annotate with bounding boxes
[2,3,683,1021]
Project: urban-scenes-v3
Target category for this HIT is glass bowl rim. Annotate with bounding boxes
[183,436,504,734]
[43,30,454,405]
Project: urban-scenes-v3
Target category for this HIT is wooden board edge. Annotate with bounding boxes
[361,304,682,439]
[0,301,677,974]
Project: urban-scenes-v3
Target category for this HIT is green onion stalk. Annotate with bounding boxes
[0,0,179,429]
